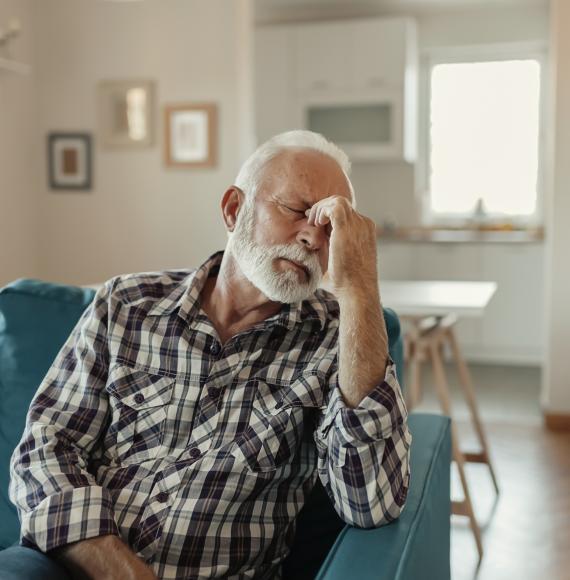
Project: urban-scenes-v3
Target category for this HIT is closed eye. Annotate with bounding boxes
[283,204,306,215]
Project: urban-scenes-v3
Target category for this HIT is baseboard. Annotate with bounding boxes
[544,413,570,431]
[443,348,543,367]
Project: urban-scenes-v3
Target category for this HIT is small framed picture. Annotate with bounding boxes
[164,103,217,168]
[98,79,154,148]
[48,132,92,191]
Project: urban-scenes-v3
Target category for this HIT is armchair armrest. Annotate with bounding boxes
[316,413,451,580]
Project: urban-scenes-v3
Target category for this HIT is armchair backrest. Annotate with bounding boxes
[0,279,96,548]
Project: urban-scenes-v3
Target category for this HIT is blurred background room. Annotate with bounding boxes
[1,0,569,578]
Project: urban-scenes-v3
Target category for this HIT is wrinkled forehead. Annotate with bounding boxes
[257,149,354,206]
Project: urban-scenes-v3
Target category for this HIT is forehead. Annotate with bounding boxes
[257,149,353,205]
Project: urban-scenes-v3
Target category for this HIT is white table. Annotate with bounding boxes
[380,279,499,562]
[380,280,497,318]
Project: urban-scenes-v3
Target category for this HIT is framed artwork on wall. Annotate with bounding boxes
[164,103,217,168]
[47,132,92,191]
[98,79,154,148]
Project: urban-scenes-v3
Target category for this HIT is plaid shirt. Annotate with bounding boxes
[9,250,411,579]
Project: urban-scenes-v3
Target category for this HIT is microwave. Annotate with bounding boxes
[298,90,414,162]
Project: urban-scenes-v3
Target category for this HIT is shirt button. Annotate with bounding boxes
[156,491,169,503]
[210,342,221,356]
[189,447,201,459]
[134,393,145,404]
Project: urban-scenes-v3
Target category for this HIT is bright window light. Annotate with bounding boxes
[429,59,541,218]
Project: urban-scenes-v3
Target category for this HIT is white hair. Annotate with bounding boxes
[234,130,355,207]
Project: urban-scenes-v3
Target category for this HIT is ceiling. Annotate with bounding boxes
[257,0,548,10]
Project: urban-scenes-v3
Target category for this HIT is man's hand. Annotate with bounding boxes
[50,534,158,580]
[306,195,389,408]
[305,195,378,300]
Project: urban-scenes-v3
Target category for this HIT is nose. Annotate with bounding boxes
[297,221,328,252]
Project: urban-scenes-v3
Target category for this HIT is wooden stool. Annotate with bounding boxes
[404,313,500,562]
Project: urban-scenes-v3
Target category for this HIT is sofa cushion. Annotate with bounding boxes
[0,279,96,549]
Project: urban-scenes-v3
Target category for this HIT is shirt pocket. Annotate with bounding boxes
[230,372,327,475]
[106,364,175,465]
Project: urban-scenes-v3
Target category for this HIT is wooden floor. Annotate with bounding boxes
[412,364,570,580]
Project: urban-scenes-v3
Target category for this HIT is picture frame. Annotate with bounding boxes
[164,103,217,168]
[47,132,92,191]
[98,79,154,148]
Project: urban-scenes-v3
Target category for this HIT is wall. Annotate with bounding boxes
[0,0,38,286]
[542,0,570,414]
[33,0,253,285]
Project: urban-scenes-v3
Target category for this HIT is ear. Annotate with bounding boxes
[221,186,245,232]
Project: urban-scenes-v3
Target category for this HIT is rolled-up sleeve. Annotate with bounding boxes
[314,358,412,529]
[8,279,120,553]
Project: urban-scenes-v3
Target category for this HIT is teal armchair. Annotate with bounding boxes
[0,279,451,579]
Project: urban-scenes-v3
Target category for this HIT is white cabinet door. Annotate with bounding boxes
[413,243,484,281]
[254,26,296,144]
[378,242,415,281]
[412,244,484,352]
[481,244,545,363]
[353,19,408,90]
[294,22,353,95]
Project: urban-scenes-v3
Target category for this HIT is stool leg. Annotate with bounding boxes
[446,326,500,495]
[429,341,484,562]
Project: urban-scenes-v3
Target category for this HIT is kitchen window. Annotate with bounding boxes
[419,46,546,226]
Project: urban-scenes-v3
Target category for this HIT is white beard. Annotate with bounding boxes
[226,202,323,303]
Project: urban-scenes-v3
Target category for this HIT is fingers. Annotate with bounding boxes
[306,195,351,228]
[316,206,329,226]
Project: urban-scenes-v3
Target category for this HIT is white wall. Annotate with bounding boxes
[32,0,253,285]
[0,0,39,286]
[542,0,570,414]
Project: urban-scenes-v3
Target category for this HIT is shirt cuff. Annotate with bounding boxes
[19,486,120,553]
[318,358,409,446]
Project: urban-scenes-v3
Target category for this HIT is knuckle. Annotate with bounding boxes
[332,206,345,220]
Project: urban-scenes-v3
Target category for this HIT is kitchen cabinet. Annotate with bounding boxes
[254,18,418,161]
[294,22,353,95]
[353,18,413,90]
[380,241,545,365]
[294,18,414,95]
[481,244,544,363]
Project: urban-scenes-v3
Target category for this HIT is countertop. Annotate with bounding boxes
[376,226,545,244]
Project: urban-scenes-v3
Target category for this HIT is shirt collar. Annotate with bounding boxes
[146,251,221,319]
[147,250,328,331]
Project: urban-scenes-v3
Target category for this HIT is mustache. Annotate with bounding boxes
[272,244,322,279]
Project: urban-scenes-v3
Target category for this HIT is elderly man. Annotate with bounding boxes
[9,130,411,579]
